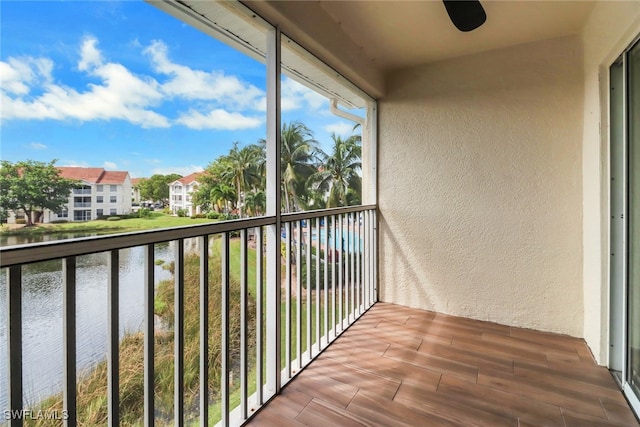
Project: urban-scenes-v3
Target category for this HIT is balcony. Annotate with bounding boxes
[72,202,92,208]
[2,204,637,426]
[72,189,91,195]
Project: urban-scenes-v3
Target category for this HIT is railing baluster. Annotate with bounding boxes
[144,245,154,427]
[356,213,360,316]
[240,229,248,420]
[285,222,292,378]
[63,256,77,427]
[355,212,364,315]
[108,250,120,427]
[331,215,336,340]
[7,266,22,427]
[199,235,209,427]
[338,214,344,332]
[364,210,369,308]
[221,233,230,427]
[345,214,350,325]
[315,218,320,353]
[323,216,328,348]
[350,213,355,323]
[305,220,311,361]
[373,210,378,302]
[295,221,302,371]
[255,227,263,405]
[175,240,185,427]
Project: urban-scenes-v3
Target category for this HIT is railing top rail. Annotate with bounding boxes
[0,216,275,268]
[281,204,376,222]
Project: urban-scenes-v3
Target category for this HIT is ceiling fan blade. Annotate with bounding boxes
[443,0,486,32]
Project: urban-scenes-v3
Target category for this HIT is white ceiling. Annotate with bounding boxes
[318,0,596,71]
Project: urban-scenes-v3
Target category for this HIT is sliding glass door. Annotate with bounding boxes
[610,38,640,416]
[629,40,640,400]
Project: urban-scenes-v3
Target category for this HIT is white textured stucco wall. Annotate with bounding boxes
[378,36,584,337]
[580,1,640,364]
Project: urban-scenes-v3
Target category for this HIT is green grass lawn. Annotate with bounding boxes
[0,212,217,236]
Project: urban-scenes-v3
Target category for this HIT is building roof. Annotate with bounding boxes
[175,172,203,185]
[57,167,129,185]
[131,178,144,186]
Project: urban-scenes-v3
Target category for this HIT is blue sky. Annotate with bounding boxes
[0,1,360,178]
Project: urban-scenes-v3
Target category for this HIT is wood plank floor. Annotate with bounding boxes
[247,302,639,426]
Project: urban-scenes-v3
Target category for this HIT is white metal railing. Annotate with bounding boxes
[0,205,376,426]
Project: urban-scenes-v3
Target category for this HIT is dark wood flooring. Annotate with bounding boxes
[247,302,639,426]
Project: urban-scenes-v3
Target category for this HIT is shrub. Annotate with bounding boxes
[107,216,121,221]
[176,209,186,217]
[138,207,152,218]
[163,207,171,215]
[15,219,26,224]
[191,213,206,219]
[50,220,69,224]
[206,212,221,220]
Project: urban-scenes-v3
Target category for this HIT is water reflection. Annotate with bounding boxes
[0,242,174,409]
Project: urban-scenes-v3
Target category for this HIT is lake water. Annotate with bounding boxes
[0,235,175,409]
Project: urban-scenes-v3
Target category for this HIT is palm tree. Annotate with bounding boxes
[244,189,266,217]
[209,182,236,214]
[223,142,262,218]
[280,122,318,213]
[310,133,362,208]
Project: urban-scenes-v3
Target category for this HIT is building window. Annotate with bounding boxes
[110,185,117,192]
[110,196,117,203]
[110,208,117,215]
[57,209,68,218]
[96,209,103,217]
[73,210,91,221]
[97,185,103,192]
[96,196,103,203]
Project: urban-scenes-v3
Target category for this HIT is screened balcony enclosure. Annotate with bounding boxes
[3,0,640,425]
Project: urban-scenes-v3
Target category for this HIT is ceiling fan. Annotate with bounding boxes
[442,0,486,32]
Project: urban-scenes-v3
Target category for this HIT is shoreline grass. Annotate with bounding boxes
[0,212,217,238]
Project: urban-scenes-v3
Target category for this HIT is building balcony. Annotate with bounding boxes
[72,189,92,195]
[2,204,637,426]
[73,202,92,208]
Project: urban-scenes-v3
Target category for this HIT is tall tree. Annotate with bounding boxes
[138,173,182,206]
[280,121,318,213]
[309,134,362,208]
[0,160,78,226]
[223,142,263,218]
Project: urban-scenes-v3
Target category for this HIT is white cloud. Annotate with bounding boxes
[281,77,327,112]
[324,121,356,137]
[1,37,170,128]
[78,36,103,71]
[28,142,47,150]
[144,40,264,111]
[103,161,118,170]
[176,108,263,130]
[0,56,53,96]
[152,165,204,176]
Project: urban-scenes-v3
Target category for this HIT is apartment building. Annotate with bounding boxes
[168,172,202,216]
[7,167,133,223]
